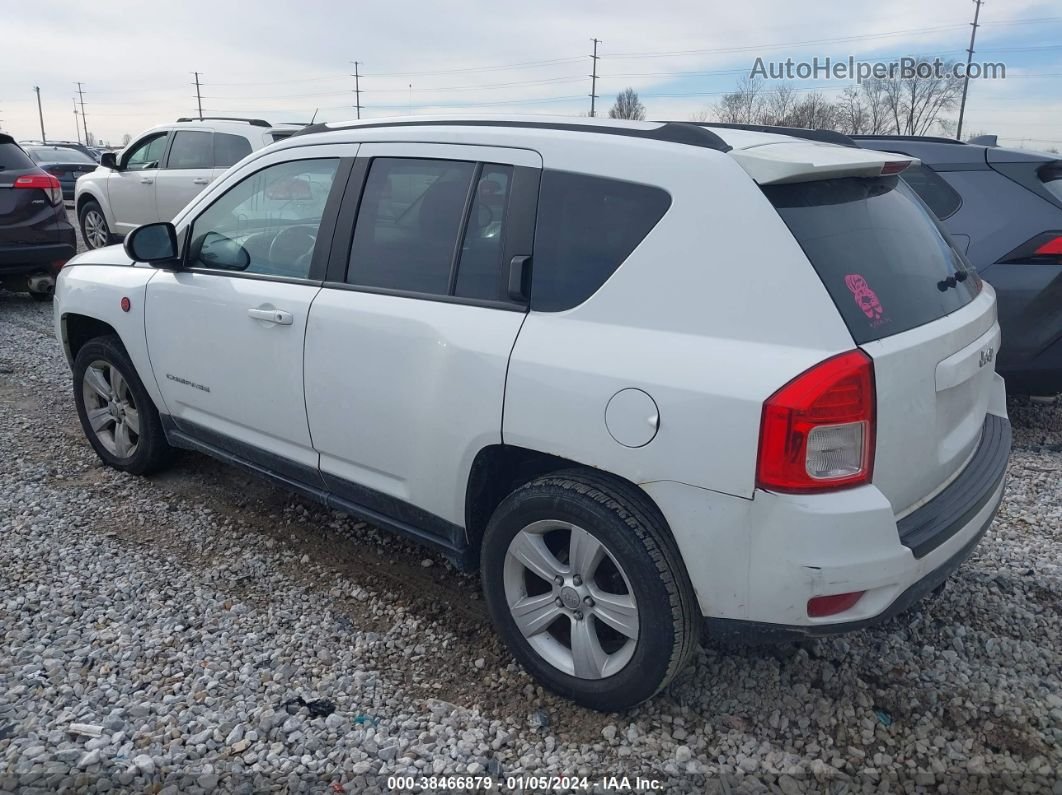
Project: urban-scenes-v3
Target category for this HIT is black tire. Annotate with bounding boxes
[72,334,173,475]
[481,470,699,711]
[78,199,111,250]
[29,291,53,302]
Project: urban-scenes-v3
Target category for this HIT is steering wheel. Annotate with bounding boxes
[267,226,317,272]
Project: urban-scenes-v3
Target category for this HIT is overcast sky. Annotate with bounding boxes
[2,0,1060,149]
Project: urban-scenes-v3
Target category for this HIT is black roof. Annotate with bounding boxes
[291,118,732,152]
[695,122,856,147]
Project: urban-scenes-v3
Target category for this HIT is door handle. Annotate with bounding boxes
[247,307,294,325]
[192,178,210,185]
[140,177,154,184]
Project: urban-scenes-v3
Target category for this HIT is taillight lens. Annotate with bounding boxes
[1035,236,1062,256]
[14,173,63,206]
[1000,231,1062,264]
[880,160,911,175]
[756,350,876,493]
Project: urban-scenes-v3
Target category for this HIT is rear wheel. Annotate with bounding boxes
[79,200,111,249]
[481,471,698,711]
[72,335,173,475]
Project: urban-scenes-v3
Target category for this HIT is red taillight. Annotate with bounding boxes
[1034,236,1062,256]
[14,173,63,206]
[880,160,911,175]
[807,591,865,618]
[756,350,876,493]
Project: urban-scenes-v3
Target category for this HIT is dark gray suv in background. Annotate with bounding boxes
[853,134,1062,396]
[0,134,78,301]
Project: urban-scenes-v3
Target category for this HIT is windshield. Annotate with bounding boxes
[26,146,96,164]
[764,175,980,344]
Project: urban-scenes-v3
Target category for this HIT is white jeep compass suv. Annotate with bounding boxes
[54,116,1010,710]
[75,117,302,249]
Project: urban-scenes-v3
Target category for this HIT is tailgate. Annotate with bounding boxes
[763,171,997,515]
[864,290,1000,514]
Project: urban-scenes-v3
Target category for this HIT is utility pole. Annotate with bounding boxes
[33,86,46,143]
[73,99,82,144]
[352,61,362,119]
[192,72,204,120]
[76,81,89,144]
[589,37,601,117]
[408,83,413,116]
[955,0,983,142]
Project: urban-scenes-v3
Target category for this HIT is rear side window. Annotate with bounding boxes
[531,171,671,311]
[166,131,213,169]
[901,164,962,219]
[213,133,252,168]
[0,142,36,171]
[765,176,979,344]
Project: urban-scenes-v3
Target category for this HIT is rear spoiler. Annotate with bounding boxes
[728,140,918,185]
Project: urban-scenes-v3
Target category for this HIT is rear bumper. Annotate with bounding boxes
[0,242,77,274]
[643,412,1010,640]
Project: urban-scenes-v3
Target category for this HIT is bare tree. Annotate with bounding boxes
[609,87,646,121]
[762,83,797,126]
[121,133,132,145]
[715,76,765,124]
[880,57,963,135]
[787,93,838,130]
[688,108,711,123]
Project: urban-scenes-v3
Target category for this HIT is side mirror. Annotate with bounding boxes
[101,151,118,169]
[124,222,179,266]
[189,231,251,271]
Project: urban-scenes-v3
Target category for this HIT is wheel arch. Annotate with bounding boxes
[61,313,120,367]
[75,186,114,230]
[463,444,677,563]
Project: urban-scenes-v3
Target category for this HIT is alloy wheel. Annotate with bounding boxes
[81,359,140,458]
[84,210,108,249]
[503,520,638,679]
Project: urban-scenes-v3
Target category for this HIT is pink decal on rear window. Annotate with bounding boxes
[844,274,885,323]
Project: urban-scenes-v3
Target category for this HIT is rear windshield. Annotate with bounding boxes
[26,146,96,164]
[765,176,979,344]
[0,142,35,171]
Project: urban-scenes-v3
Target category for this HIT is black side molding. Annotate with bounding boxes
[897,414,1010,559]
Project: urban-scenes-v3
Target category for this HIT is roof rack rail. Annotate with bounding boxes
[690,122,856,147]
[176,117,271,128]
[291,118,732,152]
[850,134,964,145]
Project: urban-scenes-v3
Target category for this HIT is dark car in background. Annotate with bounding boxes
[853,135,1062,395]
[24,144,100,201]
[19,139,100,163]
[0,134,78,301]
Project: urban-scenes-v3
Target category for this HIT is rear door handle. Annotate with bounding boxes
[192,178,210,185]
[140,177,154,184]
[247,308,294,325]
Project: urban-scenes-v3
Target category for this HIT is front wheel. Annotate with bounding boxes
[72,335,173,475]
[481,471,699,711]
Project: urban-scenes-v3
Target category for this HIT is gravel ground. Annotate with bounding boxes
[0,281,1060,794]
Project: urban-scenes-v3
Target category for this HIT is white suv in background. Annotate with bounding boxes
[75,117,302,249]
[54,117,1010,710]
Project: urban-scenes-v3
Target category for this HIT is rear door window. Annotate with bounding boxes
[531,171,671,311]
[347,158,477,295]
[166,131,213,170]
[765,176,979,344]
[213,133,252,169]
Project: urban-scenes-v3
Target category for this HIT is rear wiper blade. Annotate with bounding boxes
[937,270,970,291]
